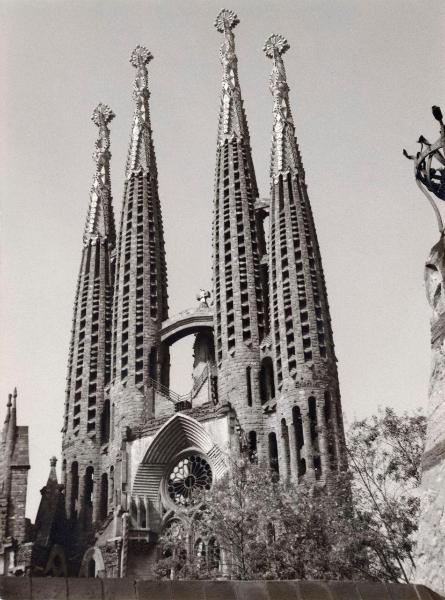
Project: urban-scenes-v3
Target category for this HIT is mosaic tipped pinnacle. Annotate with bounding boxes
[263,34,290,59]
[91,103,115,127]
[214,9,239,33]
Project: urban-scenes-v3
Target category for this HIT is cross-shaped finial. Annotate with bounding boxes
[263,34,290,59]
[130,46,153,69]
[196,289,211,307]
[91,103,115,127]
[214,9,239,33]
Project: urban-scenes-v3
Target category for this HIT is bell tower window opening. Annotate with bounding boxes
[100,399,110,444]
[248,431,257,463]
[246,366,253,406]
[268,432,279,476]
[99,472,108,521]
[70,461,79,519]
[259,357,275,404]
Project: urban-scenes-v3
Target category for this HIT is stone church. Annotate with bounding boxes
[1,9,349,579]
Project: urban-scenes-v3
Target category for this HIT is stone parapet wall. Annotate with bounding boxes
[0,577,442,600]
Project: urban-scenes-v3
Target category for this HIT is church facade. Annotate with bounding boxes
[1,10,347,579]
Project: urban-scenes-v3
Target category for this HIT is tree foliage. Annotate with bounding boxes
[347,407,426,583]
[155,407,426,582]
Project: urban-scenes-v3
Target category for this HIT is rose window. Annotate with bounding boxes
[167,455,212,507]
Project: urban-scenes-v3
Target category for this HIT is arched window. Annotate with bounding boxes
[248,431,257,464]
[292,406,306,476]
[208,537,221,571]
[308,397,321,479]
[83,466,94,528]
[100,399,110,444]
[70,462,79,520]
[281,418,290,480]
[62,459,67,488]
[87,558,96,578]
[99,473,108,521]
[194,538,206,566]
[268,432,279,476]
[259,357,275,405]
[149,348,157,380]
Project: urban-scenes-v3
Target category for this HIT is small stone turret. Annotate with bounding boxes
[0,389,30,575]
[31,457,68,577]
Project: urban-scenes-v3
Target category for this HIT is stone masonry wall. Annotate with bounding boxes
[416,237,445,595]
[0,577,442,600]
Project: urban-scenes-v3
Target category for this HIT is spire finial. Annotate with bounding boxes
[263,34,291,97]
[84,104,115,245]
[263,34,290,60]
[91,103,114,168]
[7,393,12,408]
[47,456,58,483]
[214,9,250,144]
[130,46,153,99]
[214,8,239,33]
[125,46,157,178]
[264,34,298,179]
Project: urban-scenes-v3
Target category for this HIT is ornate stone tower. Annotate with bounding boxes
[62,104,116,528]
[110,46,169,432]
[212,10,267,445]
[0,389,30,575]
[263,35,346,482]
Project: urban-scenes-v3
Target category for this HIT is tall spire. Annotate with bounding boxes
[212,10,267,436]
[264,34,302,181]
[214,10,247,143]
[84,103,116,246]
[125,46,157,178]
[111,46,168,421]
[263,36,346,482]
[62,105,116,524]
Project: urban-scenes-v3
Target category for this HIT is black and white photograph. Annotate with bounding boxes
[1,1,444,598]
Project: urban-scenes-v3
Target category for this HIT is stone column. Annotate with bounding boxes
[316,395,330,476]
[287,419,299,481]
[301,408,315,481]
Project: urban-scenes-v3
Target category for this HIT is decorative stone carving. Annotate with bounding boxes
[263,34,299,180]
[125,46,156,177]
[214,9,247,143]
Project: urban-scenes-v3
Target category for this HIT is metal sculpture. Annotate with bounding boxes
[404,106,445,232]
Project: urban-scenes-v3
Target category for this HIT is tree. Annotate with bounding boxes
[346,407,426,583]
[155,408,426,582]
[155,457,369,581]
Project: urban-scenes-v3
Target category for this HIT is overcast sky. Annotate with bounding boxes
[1,0,444,519]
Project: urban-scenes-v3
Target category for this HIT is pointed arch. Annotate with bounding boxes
[131,413,227,520]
